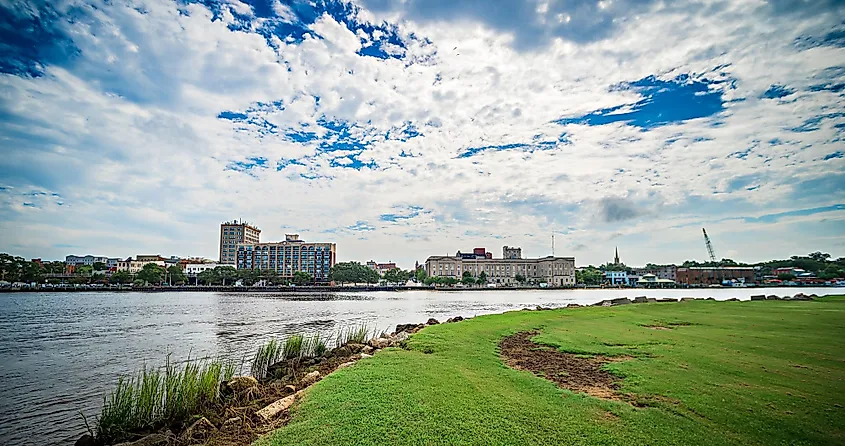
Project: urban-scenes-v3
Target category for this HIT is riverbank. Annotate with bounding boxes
[259,295,845,446]
[4,284,843,293]
[81,294,845,445]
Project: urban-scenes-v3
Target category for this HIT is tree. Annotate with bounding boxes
[93,262,108,271]
[415,268,427,283]
[575,267,603,285]
[777,273,796,281]
[215,266,238,286]
[808,252,831,262]
[385,268,406,285]
[293,271,313,286]
[167,265,188,285]
[136,263,164,285]
[43,261,66,274]
[197,269,219,285]
[515,273,526,284]
[461,271,475,286]
[260,269,279,285]
[477,271,488,285]
[110,270,131,284]
[75,265,94,276]
[237,268,260,285]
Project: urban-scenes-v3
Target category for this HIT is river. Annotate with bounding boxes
[0,287,836,445]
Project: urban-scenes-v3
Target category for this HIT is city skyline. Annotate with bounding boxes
[1,1,844,267]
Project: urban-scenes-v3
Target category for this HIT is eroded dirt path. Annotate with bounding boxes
[499,331,626,400]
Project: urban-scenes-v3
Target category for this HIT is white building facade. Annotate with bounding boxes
[425,253,576,287]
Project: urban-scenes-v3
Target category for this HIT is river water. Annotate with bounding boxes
[0,287,836,445]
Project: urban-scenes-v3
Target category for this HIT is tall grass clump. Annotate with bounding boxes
[95,355,234,444]
[283,334,305,360]
[251,339,283,380]
[335,324,370,348]
[308,332,328,357]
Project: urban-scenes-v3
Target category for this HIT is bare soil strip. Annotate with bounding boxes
[499,331,626,400]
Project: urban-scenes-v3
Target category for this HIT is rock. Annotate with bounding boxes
[368,337,390,349]
[656,298,678,303]
[391,331,410,346]
[336,361,356,370]
[609,298,632,306]
[180,417,216,443]
[791,294,813,301]
[809,294,818,298]
[445,316,464,323]
[726,297,739,301]
[284,384,296,393]
[633,296,649,303]
[333,345,352,357]
[362,345,374,354]
[535,306,552,310]
[360,353,373,358]
[227,376,258,393]
[395,323,420,334]
[300,370,321,387]
[750,295,765,301]
[567,303,582,308]
[766,295,781,300]
[426,318,440,325]
[346,343,366,353]
[706,297,715,301]
[113,433,171,446]
[221,417,240,433]
[680,297,696,302]
[74,434,96,446]
[256,391,303,421]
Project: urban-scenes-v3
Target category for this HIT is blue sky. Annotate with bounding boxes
[0,0,843,267]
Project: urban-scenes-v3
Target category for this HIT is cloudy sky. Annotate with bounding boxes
[0,0,843,267]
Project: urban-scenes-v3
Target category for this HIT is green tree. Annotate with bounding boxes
[43,261,66,274]
[477,271,488,285]
[415,268,427,283]
[385,268,407,285]
[110,270,131,284]
[167,265,188,285]
[75,265,94,276]
[197,269,219,285]
[515,273,526,285]
[136,263,165,285]
[93,262,108,271]
[260,269,279,285]
[237,268,260,285]
[808,252,831,262]
[293,271,313,286]
[461,271,476,286]
[777,273,796,281]
[575,267,603,285]
[215,266,238,286]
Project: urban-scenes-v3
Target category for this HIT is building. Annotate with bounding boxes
[185,263,219,277]
[630,265,677,281]
[116,257,167,274]
[503,246,522,259]
[236,234,336,282]
[366,261,398,275]
[65,255,111,266]
[676,267,756,285]
[604,270,628,286]
[220,220,261,265]
[636,274,676,288]
[425,246,575,287]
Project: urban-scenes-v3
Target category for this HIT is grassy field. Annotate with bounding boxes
[258,297,845,446]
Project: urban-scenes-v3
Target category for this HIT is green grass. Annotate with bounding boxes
[258,296,845,446]
[96,355,235,443]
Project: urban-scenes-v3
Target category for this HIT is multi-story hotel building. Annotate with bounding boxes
[220,220,261,265]
[425,246,576,287]
[236,234,336,282]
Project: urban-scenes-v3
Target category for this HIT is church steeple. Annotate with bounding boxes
[614,247,620,265]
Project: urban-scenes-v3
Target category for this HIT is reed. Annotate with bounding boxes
[335,323,370,348]
[95,355,234,444]
[250,339,283,380]
[283,334,305,360]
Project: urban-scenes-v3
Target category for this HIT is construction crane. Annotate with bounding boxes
[702,228,717,263]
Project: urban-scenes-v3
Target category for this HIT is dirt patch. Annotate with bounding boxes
[499,331,626,400]
[642,325,672,330]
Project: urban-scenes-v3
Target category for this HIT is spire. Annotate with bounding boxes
[614,247,620,265]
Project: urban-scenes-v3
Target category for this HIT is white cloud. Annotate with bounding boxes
[0,0,843,268]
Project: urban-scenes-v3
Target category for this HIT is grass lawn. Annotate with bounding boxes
[258,296,845,446]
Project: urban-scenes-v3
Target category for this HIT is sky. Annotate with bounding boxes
[0,0,843,268]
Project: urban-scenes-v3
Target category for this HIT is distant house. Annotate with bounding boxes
[636,274,676,288]
[604,270,628,286]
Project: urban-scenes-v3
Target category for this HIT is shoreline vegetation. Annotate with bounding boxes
[6,284,845,293]
[77,293,843,446]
